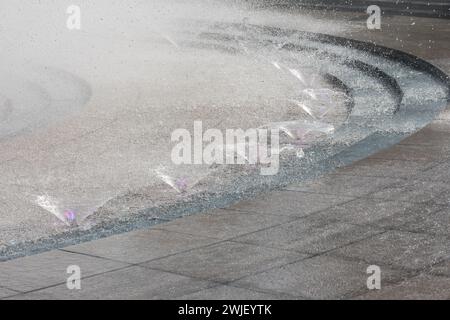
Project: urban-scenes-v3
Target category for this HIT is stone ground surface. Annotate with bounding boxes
[1,11,449,300]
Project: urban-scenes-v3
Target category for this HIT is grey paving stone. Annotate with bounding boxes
[312,198,444,230]
[399,124,450,147]
[6,266,214,300]
[414,161,450,182]
[285,175,401,197]
[354,274,450,300]
[234,255,407,300]
[402,125,450,144]
[158,209,293,240]
[233,218,383,255]
[0,287,18,299]
[368,144,450,162]
[0,250,127,292]
[397,207,450,236]
[332,230,450,271]
[176,284,291,300]
[368,180,450,205]
[227,190,354,217]
[64,228,220,264]
[334,158,434,179]
[143,241,307,283]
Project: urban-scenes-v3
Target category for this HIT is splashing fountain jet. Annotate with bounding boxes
[288,99,317,119]
[263,120,335,146]
[35,195,77,227]
[271,61,282,70]
[161,34,180,49]
[64,210,78,227]
[153,165,215,194]
[289,68,308,85]
[154,168,189,193]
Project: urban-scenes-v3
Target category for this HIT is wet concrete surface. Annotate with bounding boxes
[1,2,448,260]
[1,5,449,299]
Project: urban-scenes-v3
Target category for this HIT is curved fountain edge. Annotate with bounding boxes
[256,24,450,90]
[312,30,450,90]
[1,31,449,261]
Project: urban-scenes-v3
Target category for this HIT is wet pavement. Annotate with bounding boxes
[0,1,363,250]
[0,9,449,299]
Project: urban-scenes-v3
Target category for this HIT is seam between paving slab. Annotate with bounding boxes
[3,137,450,299]
[3,265,134,299]
[4,146,450,299]
[3,153,450,299]
[279,189,450,206]
[2,249,305,299]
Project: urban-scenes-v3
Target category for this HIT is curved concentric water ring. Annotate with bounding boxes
[192,23,448,143]
[100,24,449,226]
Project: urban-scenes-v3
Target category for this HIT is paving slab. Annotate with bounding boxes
[157,209,294,241]
[334,158,435,179]
[234,255,408,300]
[285,175,401,197]
[0,287,18,299]
[0,250,127,292]
[368,180,450,205]
[63,228,220,264]
[176,284,292,300]
[331,230,450,271]
[414,161,450,182]
[6,266,214,300]
[232,218,383,255]
[311,198,445,229]
[396,207,450,236]
[226,191,355,217]
[143,241,308,283]
[367,144,450,162]
[399,125,450,147]
[354,274,450,300]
